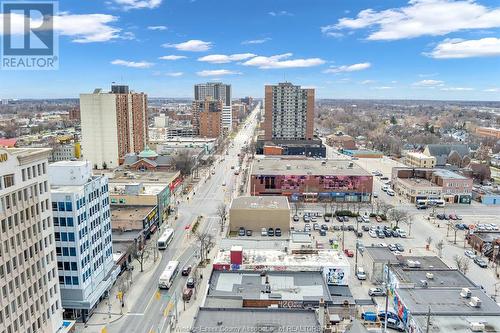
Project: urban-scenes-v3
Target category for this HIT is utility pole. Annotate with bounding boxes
[342,218,345,251]
[383,261,390,333]
[354,217,360,272]
[426,306,431,333]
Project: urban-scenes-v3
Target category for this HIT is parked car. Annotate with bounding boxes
[377,231,385,239]
[261,228,267,236]
[356,267,367,280]
[383,229,392,238]
[395,243,405,252]
[293,215,300,222]
[373,192,378,198]
[368,287,386,296]
[182,288,193,301]
[181,266,192,276]
[313,223,320,230]
[455,223,465,230]
[343,216,349,222]
[319,229,326,236]
[436,214,445,220]
[378,311,399,322]
[336,216,343,222]
[347,225,355,231]
[386,318,405,332]
[356,231,363,238]
[303,215,310,222]
[397,230,407,238]
[186,277,195,288]
[267,228,275,237]
[324,216,331,222]
[369,230,377,238]
[275,228,282,237]
[449,214,457,220]
[333,225,341,231]
[388,244,398,252]
[246,229,253,236]
[464,250,476,259]
[474,257,488,268]
[238,227,246,236]
[376,216,383,222]
[362,215,370,223]
[305,225,311,232]
[362,225,370,232]
[344,249,354,257]
[391,230,399,237]
[321,224,328,231]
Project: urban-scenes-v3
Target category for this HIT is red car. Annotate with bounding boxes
[344,249,354,257]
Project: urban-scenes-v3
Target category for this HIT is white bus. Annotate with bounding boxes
[159,260,179,289]
[157,228,174,250]
[417,198,445,208]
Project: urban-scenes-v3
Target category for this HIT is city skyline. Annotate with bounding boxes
[0,0,499,100]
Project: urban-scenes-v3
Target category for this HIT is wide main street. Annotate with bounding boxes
[105,105,261,333]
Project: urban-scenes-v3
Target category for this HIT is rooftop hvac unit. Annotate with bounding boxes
[469,297,482,308]
[426,273,434,279]
[470,322,485,332]
[460,288,472,298]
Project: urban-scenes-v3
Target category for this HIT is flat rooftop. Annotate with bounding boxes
[251,157,371,176]
[111,206,154,222]
[398,177,440,188]
[208,270,332,302]
[192,308,320,333]
[413,315,500,333]
[392,268,476,288]
[231,196,290,210]
[219,238,289,251]
[396,287,500,316]
[100,170,179,184]
[364,246,399,263]
[109,182,168,196]
[433,169,468,180]
[5,147,51,158]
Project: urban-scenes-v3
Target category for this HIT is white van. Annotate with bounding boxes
[381,185,389,192]
[386,189,395,196]
[261,228,267,236]
[356,267,367,280]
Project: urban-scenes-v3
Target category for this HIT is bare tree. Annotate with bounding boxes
[131,239,150,272]
[195,231,215,264]
[436,239,445,257]
[173,150,195,176]
[378,202,393,217]
[388,208,409,228]
[216,203,227,232]
[453,255,471,275]
[293,200,304,215]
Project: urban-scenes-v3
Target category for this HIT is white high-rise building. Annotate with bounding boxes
[0,148,70,333]
[49,161,116,322]
[222,105,233,133]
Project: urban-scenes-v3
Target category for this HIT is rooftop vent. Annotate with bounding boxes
[469,296,482,308]
[460,288,472,298]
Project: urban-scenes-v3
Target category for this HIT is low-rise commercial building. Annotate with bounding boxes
[325,134,356,150]
[391,167,472,203]
[475,126,500,139]
[250,157,373,202]
[404,151,436,168]
[229,196,290,235]
[341,149,383,159]
[423,144,470,167]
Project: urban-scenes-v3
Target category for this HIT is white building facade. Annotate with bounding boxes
[49,161,116,322]
[0,148,67,333]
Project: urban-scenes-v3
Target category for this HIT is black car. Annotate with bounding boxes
[455,223,465,230]
[377,231,385,239]
[383,229,392,237]
[275,228,282,237]
[267,228,275,236]
[319,229,326,236]
[324,216,331,222]
[181,266,192,276]
[238,227,246,236]
[391,230,399,237]
[347,225,354,231]
[333,225,341,231]
[336,216,343,222]
[474,257,488,268]
[436,214,445,220]
[321,224,328,231]
[246,230,253,236]
[186,277,195,288]
[362,225,370,232]
[356,231,363,238]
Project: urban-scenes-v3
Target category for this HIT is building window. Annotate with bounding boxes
[65,202,72,211]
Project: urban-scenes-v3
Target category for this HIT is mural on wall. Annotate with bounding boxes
[280,175,372,192]
[325,267,346,285]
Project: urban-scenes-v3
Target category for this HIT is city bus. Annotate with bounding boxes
[416,198,445,208]
[157,228,174,250]
[159,260,179,289]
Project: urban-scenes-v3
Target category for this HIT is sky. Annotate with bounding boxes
[0,0,500,100]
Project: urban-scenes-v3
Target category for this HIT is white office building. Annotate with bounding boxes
[222,105,233,133]
[49,161,117,321]
[0,148,72,333]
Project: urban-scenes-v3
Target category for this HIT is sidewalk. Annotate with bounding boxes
[74,248,163,333]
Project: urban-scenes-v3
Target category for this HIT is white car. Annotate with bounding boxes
[464,250,476,259]
[378,243,388,247]
[386,189,395,196]
[369,230,377,238]
[397,230,407,238]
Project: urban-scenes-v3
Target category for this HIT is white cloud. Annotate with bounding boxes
[198,53,256,64]
[111,59,154,68]
[113,0,162,10]
[162,39,212,52]
[324,0,500,40]
[242,53,325,69]
[324,62,371,73]
[413,79,444,87]
[159,55,187,60]
[440,87,474,91]
[426,37,500,58]
[268,11,293,17]
[0,13,122,43]
[372,86,394,90]
[197,69,241,77]
[166,72,183,77]
[241,38,271,45]
[484,88,500,92]
[361,80,375,84]
[148,25,167,31]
